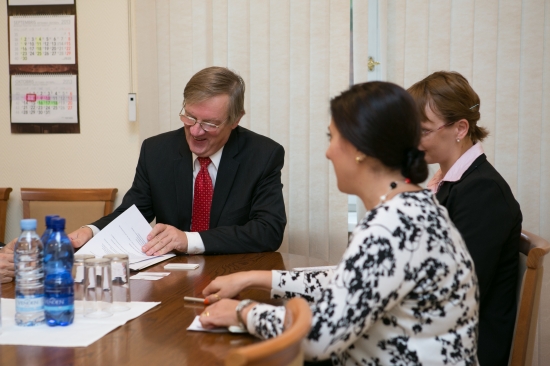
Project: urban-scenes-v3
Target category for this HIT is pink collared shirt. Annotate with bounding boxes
[427,143,485,193]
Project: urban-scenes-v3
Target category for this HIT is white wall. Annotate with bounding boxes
[0,0,140,241]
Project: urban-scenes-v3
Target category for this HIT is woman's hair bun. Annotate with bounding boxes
[401,148,428,184]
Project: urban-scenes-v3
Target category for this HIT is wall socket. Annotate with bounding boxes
[128,93,137,122]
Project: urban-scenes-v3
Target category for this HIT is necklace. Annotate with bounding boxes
[379,181,398,204]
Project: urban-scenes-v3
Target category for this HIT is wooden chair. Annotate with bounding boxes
[0,188,13,242]
[225,297,313,366]
[21,188,118,234]
[509,230,550,366]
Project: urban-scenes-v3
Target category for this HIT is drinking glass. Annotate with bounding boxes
[83,258,113,318]
[103,254,131,312]
[73,254,95,314]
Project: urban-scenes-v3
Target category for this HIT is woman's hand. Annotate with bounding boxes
[202,270,272,304]
[202,272,250,304]
[199,299,241,329]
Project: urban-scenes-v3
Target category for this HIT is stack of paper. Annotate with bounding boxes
[77,205,175,271]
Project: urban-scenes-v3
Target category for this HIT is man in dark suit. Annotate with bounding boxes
[69,67,286,255]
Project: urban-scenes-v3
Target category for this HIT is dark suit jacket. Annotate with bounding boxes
[437,154,522,366]
[92,126,287,254]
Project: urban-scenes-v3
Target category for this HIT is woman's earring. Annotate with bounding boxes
[355,156,365,163]
[456,139,460,143]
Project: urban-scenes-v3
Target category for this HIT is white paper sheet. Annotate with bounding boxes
[187,315,230,333]
[130,272,170,281]
[129,255,175,271]
[77,205,175,268]
[0,299,160,347]
[187,316,247,334]
[164,263,199,270]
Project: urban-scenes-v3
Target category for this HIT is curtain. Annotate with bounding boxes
[134,0,350,262]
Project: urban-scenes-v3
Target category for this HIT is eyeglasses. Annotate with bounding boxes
[179,107,227,132]
[421,121,456,137]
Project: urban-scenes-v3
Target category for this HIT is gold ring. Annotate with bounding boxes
[213,294,220,300]
[203,311,210,317]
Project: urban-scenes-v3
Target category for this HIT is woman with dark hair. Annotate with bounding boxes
[199,82,479,365]
[408,71,522,366]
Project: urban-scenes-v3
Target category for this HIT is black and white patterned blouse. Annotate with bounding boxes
[246,190,479,365]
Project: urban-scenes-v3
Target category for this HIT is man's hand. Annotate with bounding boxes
[143,224,188,255]
[0,237,16,283]
[68,227,93,248]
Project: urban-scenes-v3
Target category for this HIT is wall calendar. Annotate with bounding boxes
[11,74,78,123]
[9,15,75,65]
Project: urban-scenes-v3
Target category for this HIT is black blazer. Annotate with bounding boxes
[437,154,522,366]
[92,126,287,254]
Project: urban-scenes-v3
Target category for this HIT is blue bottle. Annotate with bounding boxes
[14,219,45,326]
[40,215,59,245]
[44,217,74,326]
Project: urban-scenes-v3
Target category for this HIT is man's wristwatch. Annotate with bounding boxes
[235,299,254,329]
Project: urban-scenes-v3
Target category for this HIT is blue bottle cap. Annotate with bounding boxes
[45,215,60,228]
[20,219,37,230]
[51,217,66,231]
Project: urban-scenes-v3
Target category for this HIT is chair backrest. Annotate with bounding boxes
[509,230,550,366]
[0,188,13,242]
[225,297,313,366]
[21,188,118,234]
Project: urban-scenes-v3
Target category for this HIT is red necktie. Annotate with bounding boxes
[191,157,213,232]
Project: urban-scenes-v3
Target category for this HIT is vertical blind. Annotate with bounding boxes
[380,1,550,364]
[135,0,350,262]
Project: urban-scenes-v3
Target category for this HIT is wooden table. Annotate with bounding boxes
[0,252,329,365]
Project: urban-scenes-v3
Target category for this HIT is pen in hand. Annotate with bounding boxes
[184,296,209,305]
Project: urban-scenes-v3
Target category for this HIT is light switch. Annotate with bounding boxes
[128,93,137,122]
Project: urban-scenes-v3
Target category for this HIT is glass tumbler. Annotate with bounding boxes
[103,254,131,312]
[73,254,95,313]
[83,258,113,318]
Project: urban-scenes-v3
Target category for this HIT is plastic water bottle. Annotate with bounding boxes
[40,215,59,245]
[14,219,45,326]
[44,217,75,326]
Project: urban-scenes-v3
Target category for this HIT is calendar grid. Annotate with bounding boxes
[11,74,78,124]
[10,15,76,65]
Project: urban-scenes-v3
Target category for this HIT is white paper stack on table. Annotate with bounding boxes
[77,205,175,271]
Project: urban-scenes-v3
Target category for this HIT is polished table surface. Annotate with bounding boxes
[0,252,329,365]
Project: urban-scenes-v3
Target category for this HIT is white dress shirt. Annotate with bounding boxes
[87,146,224,255]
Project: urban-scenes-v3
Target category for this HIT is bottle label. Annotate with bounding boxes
[16,295,44,313]
[44,295,74,312]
